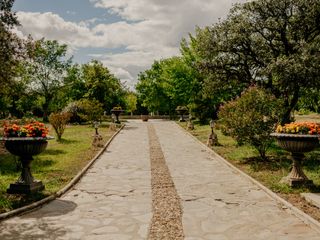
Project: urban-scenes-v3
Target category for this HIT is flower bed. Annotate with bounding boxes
[276,122,320,135]
[3,121,49,138]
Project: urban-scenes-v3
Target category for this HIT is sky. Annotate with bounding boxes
[13,0,245,89]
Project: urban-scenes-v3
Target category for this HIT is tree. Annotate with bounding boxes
[26,39,71,121]
[82,60,125,111]
[136,61,172,115]
[0,0,21,92]
[195,0,320,124]
[125,92,137,116]
[180,31,239,122]
[62,64,86,102]
[297,88,320,113]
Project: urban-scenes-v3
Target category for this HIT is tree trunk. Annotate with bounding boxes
[42,107,49,122]
[42,98,50,122]
[281,89,300,125]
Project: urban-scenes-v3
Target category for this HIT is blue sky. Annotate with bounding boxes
[13,0,124,63]
[13,0,245,88]
[14,0,120,23]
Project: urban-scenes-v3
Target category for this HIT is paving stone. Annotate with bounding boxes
[153,121,320,239]
[0,120,320,240]
[301,193,320,209]
[0,121,152,240]
[91,226,120,234]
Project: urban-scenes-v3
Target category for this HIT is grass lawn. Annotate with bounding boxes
[0,123,118,213]
[179,114,320,221]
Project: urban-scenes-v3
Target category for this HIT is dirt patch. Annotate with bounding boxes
[147,124,184,240]
[279,193,320,222]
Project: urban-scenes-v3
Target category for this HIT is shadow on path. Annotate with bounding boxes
[0,222,67,240]
[0,200,77,239]
[23,199,77,218]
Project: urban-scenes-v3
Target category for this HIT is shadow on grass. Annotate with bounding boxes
[304,151,320,171]
[56,138,79,145]
[239,155,292,172]
[32,158,55,168]
[306,184,320,193]
[42,149,66,155]
[0,155,20,174]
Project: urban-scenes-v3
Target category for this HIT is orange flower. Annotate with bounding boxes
[276,122,320,135]
[3,122,49,138]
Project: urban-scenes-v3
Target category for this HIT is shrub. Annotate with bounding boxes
[63,99,104,123]
[218,87,283,160]
[78,99,104,122]
[63,102,84,123]
[49,112,71,140]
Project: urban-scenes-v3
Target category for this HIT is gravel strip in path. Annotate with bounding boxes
[154,121,320,239]
[147,123,184,240]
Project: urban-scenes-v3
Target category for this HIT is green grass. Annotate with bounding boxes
[180,121,320,226]
[179,117,320,196]
[295,113,320,123]
[0,123,117,213]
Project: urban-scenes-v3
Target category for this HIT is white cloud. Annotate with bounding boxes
[16,0,246,88]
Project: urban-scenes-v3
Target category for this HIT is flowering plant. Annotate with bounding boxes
[3,122,49,138]
[276,122,320,135]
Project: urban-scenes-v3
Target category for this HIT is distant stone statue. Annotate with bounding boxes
[207,119,220,147]
[187,114,194,130]
[92,121,103,147]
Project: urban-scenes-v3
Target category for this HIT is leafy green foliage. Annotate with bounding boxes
[82,60,125,111]
[136,57,199,116]
[49,112,71,140]
[125,92,137,115]
[25,39,71,121]
[77,99,104,123]
[218,87,283,159]
[193,0,320,124]
[0,0,31,109]
[63,99,103,123]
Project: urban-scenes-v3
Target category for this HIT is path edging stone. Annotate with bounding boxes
[0,125,124,221]
[175,122,320,234]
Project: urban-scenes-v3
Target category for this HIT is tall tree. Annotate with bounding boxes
[26,39,71,121]
[82,60,125,111]
[0,0,25,93]
[196,0,320,123]
[136,60,173,115]
[125,92,137,116]
[180,31,238,121]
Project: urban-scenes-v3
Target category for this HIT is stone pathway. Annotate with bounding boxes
[0,120,320,239]
[0,121,152,240]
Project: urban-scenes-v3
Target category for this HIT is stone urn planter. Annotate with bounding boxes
[111,108,124,124]
[176,106,188,122]
[271,133,319,187]
[141,115,149,122]
[1,137,53,194]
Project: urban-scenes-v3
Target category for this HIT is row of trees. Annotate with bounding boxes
[0,0,133,121]
[136,0,320,124]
